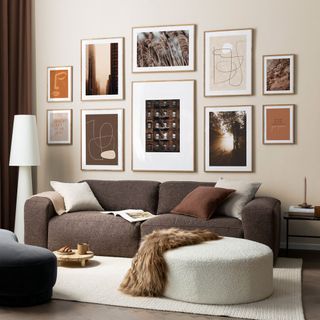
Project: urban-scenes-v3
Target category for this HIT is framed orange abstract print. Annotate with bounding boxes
[47,66,72,102]
[263,105,294,144]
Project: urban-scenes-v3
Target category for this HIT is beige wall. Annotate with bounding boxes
[33,0,320,249]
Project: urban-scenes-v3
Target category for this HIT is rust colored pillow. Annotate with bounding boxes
[171,186,235,220]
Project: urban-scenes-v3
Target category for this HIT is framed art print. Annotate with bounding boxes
[204,29,252,96]
[47,109,72,145]
[132,80,194,171]
[47,66,72,102]
[263,105,294,144]
[205,106,252,172]
[81,109,123,171]
[263,54,295,94]
[81,38,124,100]
[132,25,195,73]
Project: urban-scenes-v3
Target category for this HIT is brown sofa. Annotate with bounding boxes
[24,180,281,258]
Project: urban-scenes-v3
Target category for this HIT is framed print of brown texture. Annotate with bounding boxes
[81,109,123,171]
[263,105,294,144]
[205,106,252,172]
[47,109,72,145]
[81,38,123,100]
[204,29,252,96]
[132,25,195,72]
[263,54,294,94]
[47,66,72,102]
[132,80,194,171]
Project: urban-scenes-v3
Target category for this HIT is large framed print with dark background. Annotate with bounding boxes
[204,29,252,96]
[81,38,123,100]
[263,54,294,95]
[263,105,294,144]
[47,66,72,102]
[132,25,195,73]
[81,109,123,171]
[205,106,252,172]
[47,109,72,145]
[132,80,194,171]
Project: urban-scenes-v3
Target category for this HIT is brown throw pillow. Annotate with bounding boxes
[171,186,235,220]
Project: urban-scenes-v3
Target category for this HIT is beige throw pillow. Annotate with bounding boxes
[215,179,261,220]
[50,181,103,212]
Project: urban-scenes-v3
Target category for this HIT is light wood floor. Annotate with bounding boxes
[0,250,319,320]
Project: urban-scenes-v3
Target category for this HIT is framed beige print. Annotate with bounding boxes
[81,109,123,171]
[47,66,72,102]
[132,25,195,73]
[81,38,124,100]
[263,54,295,94]
[205,106,252,172]
[263,104,294,144]
[204,29,252,96]
[47,109,72,145]
[132,80,194,171]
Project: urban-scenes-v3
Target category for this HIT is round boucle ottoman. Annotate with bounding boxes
[163,237,273,305]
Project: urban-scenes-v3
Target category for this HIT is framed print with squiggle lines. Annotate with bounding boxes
[47,66,72,102]
[204,29,252,96]
[81,109,123,171]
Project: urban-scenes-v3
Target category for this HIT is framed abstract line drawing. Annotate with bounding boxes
[263,54,295,95]
[132,25,195,73]
[81,109,123,171]
[205,105,252,172]
[81,38,124,100]
[132,80,194,171]
[263,105,294,144]
[47,66,72,102]
[204,29,252,96]
[47,109,72,145]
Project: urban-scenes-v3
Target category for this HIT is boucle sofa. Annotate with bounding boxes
[24,180,281,258]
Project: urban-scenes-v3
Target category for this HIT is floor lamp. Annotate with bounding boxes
[9,115,40,243]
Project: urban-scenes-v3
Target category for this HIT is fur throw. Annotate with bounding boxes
[119,228,221,297]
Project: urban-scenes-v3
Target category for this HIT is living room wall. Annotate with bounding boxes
[33,0,320,249]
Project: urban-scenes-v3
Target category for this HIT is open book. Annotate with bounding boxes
[101,209,156,223]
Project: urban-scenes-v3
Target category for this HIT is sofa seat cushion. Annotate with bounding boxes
[48,212,141,257]
[141,213,243,238]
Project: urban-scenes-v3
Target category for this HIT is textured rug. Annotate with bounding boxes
[53,256,304,320]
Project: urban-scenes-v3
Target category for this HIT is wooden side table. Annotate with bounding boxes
[53,250,94,267]
[283,213,320,256]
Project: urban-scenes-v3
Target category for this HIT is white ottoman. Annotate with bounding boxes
[163,237,273,305]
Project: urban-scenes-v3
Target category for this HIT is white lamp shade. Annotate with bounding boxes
[9,115,40,166]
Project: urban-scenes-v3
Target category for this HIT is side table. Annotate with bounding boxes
[283,213,320,256]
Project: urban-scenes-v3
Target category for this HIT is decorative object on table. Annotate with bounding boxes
[47,109,72,145]
[77,243,89,255]
[263,54,295,95]
[47,66,72,102]
[57,245,74,255]
[314,206,320,218]
[288,205,314,217]
[263,104,294,144]
[9,115,40,243]
[132,25,195,73]
[81,109,124,170]
[81,37,124,100]
[53,249,94,267]
[132,80,194,171]
[298,176,313,208]
[204,29,252,96]
[204,106,252,172]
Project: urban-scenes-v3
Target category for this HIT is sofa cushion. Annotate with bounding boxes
[141,213,243,238]
[157,181,216,214]
[85,180,160,214]
[48,212,141,257]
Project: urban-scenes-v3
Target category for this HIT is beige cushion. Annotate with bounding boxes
[50,181,103,212]
[215,179,261,219]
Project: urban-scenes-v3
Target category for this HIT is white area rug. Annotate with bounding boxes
[53,256,304,320]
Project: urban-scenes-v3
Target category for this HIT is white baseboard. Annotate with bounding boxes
[280,241,320,251]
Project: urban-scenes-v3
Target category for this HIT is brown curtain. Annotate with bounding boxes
[0,0,32,230]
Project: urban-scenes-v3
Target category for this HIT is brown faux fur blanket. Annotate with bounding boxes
[119,228,221,297]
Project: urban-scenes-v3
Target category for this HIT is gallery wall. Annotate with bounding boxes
[33,0,320,249]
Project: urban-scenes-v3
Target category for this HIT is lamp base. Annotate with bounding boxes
[14,166,33,243]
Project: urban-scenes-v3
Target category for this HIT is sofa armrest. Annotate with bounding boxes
[24,196,56,248]
[241,197,281,258]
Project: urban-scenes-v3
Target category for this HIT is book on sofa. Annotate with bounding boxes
[101,209,156,223]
